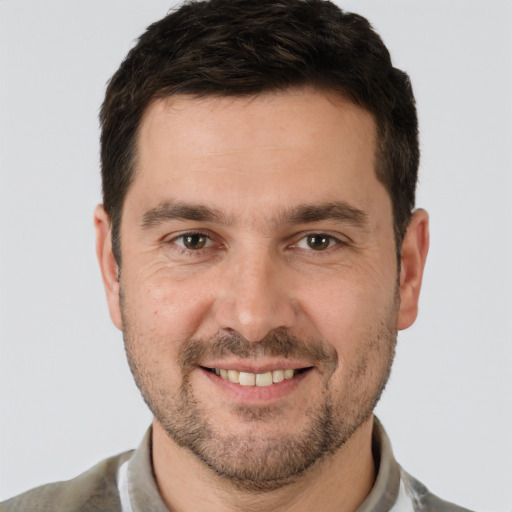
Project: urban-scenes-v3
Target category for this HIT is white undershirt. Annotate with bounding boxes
[389,479,416,512]
[118,460,134,512]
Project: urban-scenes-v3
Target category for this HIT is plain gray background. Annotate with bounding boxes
[0,1,511,509]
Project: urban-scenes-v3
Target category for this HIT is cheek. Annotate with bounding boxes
[299,268,398,358]
[302,275,391,331]
[122,266,215,341]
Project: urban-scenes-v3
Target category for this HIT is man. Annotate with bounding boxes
[1,0,474,510]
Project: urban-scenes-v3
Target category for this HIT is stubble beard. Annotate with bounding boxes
[122,298,398,492]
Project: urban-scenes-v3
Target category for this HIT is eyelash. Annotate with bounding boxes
[168,231,218,255]
[291,233,344,251]
[166,231,346,255]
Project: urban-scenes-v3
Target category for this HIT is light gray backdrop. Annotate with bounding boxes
[0,1,510,510]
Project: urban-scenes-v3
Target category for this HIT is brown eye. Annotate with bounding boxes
[306,234,330,250]
[182,233,208,250]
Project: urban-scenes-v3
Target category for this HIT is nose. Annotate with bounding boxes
[213,250,298,342]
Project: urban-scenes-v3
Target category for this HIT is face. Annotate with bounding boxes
[96,89,426,490]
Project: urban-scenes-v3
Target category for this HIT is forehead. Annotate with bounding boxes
[129,88,386,225]
[137,89,376,166]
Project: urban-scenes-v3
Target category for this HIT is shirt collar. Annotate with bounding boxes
[355,417,402,512]
[126,427,169,512]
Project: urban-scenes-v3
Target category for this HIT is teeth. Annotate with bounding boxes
[256,372,273,386]
[272,370,284,383]
[284,369,294,380]
[239,372,256,386]
[214,368,299,387]
[227,370,240,384]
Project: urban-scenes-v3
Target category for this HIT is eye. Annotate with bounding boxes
[295,233,339,251]
[173,232,212,250]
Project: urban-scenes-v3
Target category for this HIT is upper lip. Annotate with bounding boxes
[199,359,314,373]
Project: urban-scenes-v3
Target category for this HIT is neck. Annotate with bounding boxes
[152,417,376,512]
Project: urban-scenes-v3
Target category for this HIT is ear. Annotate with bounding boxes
[397,209,430,330]
[94,205,123,330]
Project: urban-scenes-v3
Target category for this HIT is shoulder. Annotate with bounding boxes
[401,469,476,512]
[0,450,133,512]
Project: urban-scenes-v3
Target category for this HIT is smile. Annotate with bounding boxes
[204,367,311,387]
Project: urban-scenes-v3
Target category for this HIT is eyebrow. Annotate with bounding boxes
[282,201,368,227]
[140,200,368,229]
[141,201,227,228]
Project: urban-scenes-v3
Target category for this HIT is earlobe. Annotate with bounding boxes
[397,209,430,330]
[94,205,123,330]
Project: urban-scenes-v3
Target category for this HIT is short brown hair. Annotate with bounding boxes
[100,0,419,263]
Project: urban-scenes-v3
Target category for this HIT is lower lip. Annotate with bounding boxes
[200,368,312,403]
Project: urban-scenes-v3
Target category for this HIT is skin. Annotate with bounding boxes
[95,88,429,512]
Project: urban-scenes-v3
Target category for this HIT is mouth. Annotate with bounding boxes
[201,366,313,387]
